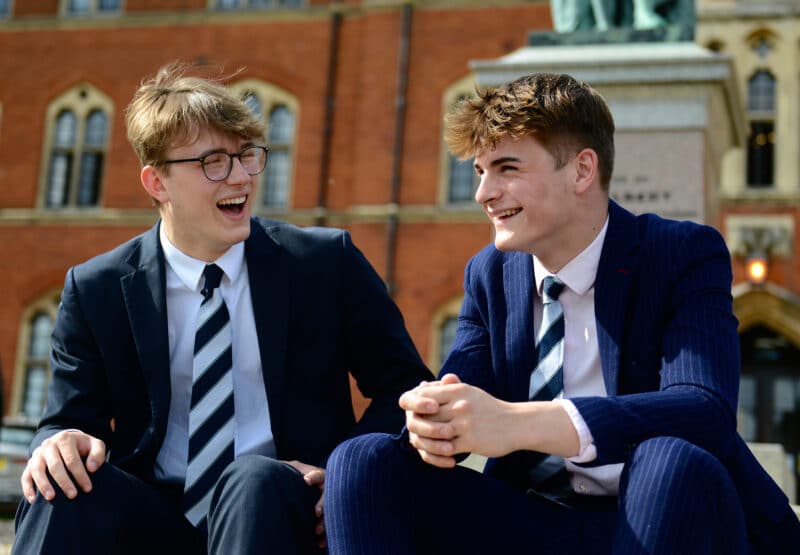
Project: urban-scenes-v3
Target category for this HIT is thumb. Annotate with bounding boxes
[440,373,461,385]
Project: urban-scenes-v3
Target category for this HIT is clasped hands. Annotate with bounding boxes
[400,374,521,468]
[400,374,580,468]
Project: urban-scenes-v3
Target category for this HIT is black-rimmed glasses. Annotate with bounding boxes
[160,145,269,182]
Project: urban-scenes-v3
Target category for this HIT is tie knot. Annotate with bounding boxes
[542,276,565,304]
[201,264,224,300]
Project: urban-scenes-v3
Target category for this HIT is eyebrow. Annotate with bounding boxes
[196,141,256,158]
[474,156,522,170]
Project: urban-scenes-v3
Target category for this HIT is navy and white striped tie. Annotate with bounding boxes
[527,275,567,486]
[184,263,235,528]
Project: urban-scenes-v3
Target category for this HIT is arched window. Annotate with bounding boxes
[448,155,477,204]
[64,0,121,15]
[214,0,305,9]
[440,77,479,206]
[746,70,775,188]
[429,296,464,373]
[264,105,295,208]
[40,84,113,209]
[229,80,298,211]
[12,292,61,424]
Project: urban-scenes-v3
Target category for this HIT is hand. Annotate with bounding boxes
[403,374,520,468]
[21,429,106,503]
[283,460,326,548]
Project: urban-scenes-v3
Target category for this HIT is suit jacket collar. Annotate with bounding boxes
[244,220,289,442]
[503,251,535,402]
[120,221,171,434]
[594,200,639,395]
[502,200,638,399]
[119,218,291,449]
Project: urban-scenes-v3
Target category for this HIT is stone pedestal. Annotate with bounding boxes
[471,42,745,224]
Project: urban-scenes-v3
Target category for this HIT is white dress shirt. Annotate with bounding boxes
[154,227,275,483]
[532,218,624,495]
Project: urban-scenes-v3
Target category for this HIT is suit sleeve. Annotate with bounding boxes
[439,256,498,395]
[571,225,740,466]
[338,232,432,437]
[31,267,113,453]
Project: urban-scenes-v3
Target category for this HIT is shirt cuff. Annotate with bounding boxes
[554,398,597,463]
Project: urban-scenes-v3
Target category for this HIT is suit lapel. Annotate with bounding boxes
[594,201,639,396]
[245,221,289,441]
[120,222,171,428]
[503,252,536,402]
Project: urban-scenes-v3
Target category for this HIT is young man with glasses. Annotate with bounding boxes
[12,63,430,555]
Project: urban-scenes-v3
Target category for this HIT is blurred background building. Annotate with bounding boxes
[0,0,798,503]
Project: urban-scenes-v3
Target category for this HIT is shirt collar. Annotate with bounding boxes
[159,224,245,291]
[533,216,609,298]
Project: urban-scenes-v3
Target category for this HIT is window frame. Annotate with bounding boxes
[439,75,481,208]
[37,83,114,210]
[429,296,464,373]
[209,0,305,10]
[228,79,299,213]
[745,69,776,189]
[11,290,61,425]
[61,0,123,17]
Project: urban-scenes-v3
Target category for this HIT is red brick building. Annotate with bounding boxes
[0,0,552,422]
[2,2,799,500]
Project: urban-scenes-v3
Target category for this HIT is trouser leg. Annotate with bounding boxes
[615,436,749,555]
[207,454,321,555]
[12,463,200,555]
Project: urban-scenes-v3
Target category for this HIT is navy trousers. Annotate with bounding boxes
[13,455,321,555]
[325,434,751,555]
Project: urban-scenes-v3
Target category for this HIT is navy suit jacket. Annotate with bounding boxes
[442,200,799,552]
[34,217,430,480]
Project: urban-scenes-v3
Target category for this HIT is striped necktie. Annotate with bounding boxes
[527,275,569,488]
[184,263,235,528]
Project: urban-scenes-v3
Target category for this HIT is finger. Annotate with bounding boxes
[417,449,456,468]
[27,451,55,502]
[408,432,456,458]
[84,437,106,474]
[21,465,37,504]
[304,468,325,487]
[43,444,81,499]
[439,373,462,385]
[406,415,455,440]
[62,437,98,495]
[315,495,324,518]
[399,390,439,414]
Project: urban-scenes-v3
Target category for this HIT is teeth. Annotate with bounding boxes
[496,208,521,218]
[218,196,246,206]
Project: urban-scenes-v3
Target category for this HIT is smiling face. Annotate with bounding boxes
[141,130,258,262]
[474,134,585,269]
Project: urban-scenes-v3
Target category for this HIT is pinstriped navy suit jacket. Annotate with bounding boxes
[442,200,799,552]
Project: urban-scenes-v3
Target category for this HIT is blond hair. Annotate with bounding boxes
[125,62,265,167]
[445,73,615,188]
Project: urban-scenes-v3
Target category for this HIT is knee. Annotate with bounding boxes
[326,433,401,483]
[625,436,730,494]
[217,455,300,498]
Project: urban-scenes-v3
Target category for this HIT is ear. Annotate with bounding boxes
[140,165,169,204]
[573,148,599,194]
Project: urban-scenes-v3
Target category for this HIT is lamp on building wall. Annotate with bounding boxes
[736,225,789,286]
[745,254,768,285]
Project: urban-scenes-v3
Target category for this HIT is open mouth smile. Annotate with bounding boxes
[217,195,247,216]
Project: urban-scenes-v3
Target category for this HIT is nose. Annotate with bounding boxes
[474,171,498,206]
[227,155,251,186]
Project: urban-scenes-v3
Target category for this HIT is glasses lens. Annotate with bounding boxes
[202,152,231,181]
[240,147,267,176]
